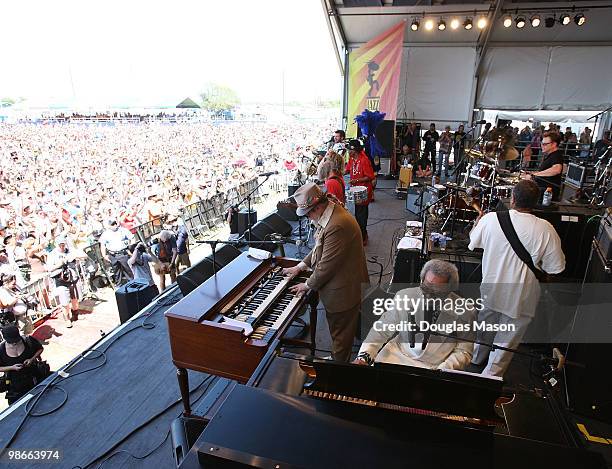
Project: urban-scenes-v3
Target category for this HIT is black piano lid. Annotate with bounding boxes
[303,358,504,422]
[190,384,606,469]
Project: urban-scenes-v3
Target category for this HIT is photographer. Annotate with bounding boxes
[0,324,45,405]
[127,242,160,294]
[46,237,81,328]
[0,274,33,335]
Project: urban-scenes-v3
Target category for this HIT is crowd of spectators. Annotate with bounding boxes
[0,120,334,290]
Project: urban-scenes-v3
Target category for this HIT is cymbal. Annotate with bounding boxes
[466,149,483,159]
[500,146,519,161]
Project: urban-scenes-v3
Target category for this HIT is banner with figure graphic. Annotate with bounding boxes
[347,21,405,137]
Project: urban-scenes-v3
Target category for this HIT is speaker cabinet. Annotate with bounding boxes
[177,258,217,296]
[212,244,242,268]
[115,280,159,323]
[374,120,395,157]
[260,212,292,236]
[237,209,257,236]
[245,221,276,252]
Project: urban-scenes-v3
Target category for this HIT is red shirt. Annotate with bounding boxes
[325,175,345,205]
[346,151,375,203]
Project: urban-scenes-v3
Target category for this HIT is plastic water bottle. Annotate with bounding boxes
[440,232,449,250]
[542,187,553,206]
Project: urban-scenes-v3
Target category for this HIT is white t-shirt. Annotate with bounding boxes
[468,210,565,318]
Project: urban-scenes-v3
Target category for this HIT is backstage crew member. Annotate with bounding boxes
[346,139,375,246]
[99,219,134,282]
[415,155,433,178]
[468,180,565,376]
[354,260,475,370]
[282,183,369,362]
[422,123,439,174]
[521,131,563,200]
[0,324,44,405]
[46,237,82,328]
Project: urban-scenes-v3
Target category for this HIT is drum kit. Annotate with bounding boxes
[426,133,521,233]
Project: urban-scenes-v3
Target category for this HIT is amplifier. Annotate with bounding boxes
[565,162,587,188]
[405,184,423,214]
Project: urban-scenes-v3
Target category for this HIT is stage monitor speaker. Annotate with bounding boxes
[288,184,300,197]
[237,209,257,236]
[245,221,276,252]
[212,244,242,268]
[115,280,159,324]
[375,120,395,157]
[177,258,217,296]
[595,209,612,261]
[260,211,292,236]
[277,197,298,222]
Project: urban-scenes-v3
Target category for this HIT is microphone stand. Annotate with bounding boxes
[233,174,273,242]
[451,124,478,183]
[417,189,456,256]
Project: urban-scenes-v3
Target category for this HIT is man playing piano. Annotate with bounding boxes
[354,260,475,370]
[282,183,369,362]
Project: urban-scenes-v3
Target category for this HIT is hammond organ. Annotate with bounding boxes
[165,253,318,415]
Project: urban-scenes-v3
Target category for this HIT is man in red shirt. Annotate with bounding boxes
[346,140,375,245]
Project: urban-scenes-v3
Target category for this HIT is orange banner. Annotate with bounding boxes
[347,21,405,137]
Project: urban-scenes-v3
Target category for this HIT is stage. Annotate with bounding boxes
[0,179,610,468]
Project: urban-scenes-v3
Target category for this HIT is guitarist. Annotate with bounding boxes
[467,180,565,376]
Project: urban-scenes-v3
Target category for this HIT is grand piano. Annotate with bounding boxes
[167,254,605,468]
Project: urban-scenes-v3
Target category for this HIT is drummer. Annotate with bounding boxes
[346,139,375,246]
[520,131,563,200]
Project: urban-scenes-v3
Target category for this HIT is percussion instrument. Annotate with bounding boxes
[493,185,514,199]
[348,186,368,205]
[470,161,495,183]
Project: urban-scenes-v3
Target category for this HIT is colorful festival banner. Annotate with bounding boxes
[347,21,405,137]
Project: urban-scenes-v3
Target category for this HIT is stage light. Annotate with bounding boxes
[438,19,446,31]
[477,17,487,29]
[411,19,419,31]
[515,16,526,28]
[574,13,586,26]
[464,18,473,30]
[531,15,541,27]
[560,14,571,25]
[503,16,512,28]
[450,18,460,30]
[544,16,556,28]
[425,19,434,31]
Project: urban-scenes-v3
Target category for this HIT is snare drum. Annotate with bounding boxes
[348,186,368,205]
[493,185,514,199]
[470,161,494,182]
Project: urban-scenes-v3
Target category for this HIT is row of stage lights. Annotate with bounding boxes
[410,12,586,31]
[503,13,586,28]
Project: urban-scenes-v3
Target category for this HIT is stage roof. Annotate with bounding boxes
[325,1,612,47]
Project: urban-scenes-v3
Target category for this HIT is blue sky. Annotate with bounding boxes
[0,0,341,107]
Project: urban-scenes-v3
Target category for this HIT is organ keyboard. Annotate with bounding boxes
[165,252,318,415]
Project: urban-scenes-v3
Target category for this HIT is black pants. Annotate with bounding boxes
[354,204,369,240]
[424,147,436,172]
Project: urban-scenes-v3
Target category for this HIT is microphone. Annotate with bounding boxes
[270,234,303,246]
[258,171,278,177]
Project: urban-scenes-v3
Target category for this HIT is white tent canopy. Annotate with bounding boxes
[325,0,612,124]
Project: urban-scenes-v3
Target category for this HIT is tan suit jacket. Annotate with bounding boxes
[304,203,369,313]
